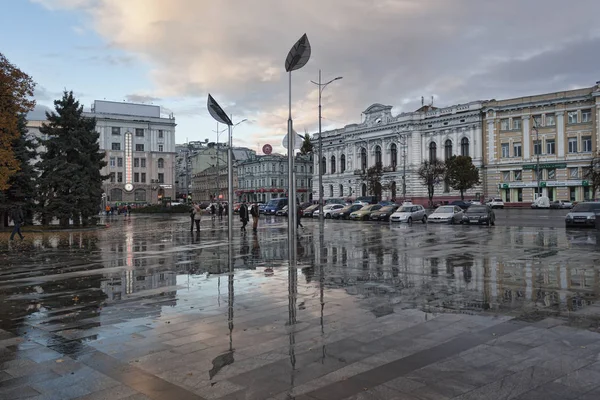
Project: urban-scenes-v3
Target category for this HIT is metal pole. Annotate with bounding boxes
[318,69,324,222]
[228,124,233,242]
[216,122,220,201]
[288,71,296,262]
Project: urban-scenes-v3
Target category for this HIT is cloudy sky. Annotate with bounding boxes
[3,0,600,152]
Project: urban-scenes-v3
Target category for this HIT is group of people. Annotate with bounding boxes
[238,201,260,233]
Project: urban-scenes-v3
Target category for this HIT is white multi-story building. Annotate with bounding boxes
[87,100,177,204]
[313,102,485,204]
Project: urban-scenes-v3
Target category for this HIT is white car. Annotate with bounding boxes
[428,205,464,224]
[486,198,505,209]
[313,204,344,219]
[390,204,427,223]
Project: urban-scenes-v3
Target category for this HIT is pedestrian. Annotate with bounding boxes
[193,203,202,232]
[223,202,228,217]
[297,205,303,229]
[250,202,260,233]
[127,204,132,217]
[9,206,25,241]
[189,203,196,232]
[218,203,224,220]
[239,200,249,232]
[210,203,216,221]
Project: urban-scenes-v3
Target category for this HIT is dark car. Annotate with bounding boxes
[565,202,600,228]
[334,204,363,219]
[462,205,495,226]
[450,200,472,211]
[369,205,399,221]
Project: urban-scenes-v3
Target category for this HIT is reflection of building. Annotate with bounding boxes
[194,164,238,202]
[236,153,314,203]
[313,102,485,203]
[101,270,177,302]
[483,83,600,203]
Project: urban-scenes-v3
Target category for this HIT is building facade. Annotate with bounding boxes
[175,141,207,200]
[313,102,485,204]
[237,154,314,203]
[483,83,600,204]
[193,165,239,202]
[87,101,177,205]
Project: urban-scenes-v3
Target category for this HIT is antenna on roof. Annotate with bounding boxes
[421,96,424,106]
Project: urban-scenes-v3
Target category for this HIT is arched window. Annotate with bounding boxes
[157,158,164,168]
[461,137,470,157]
[272,163,275,172]
[390,144,397,170]
[321,156,327,174]
[329,185,334,197]
[444,140,453,160]
[429,142,437,161]
[361,183,367,196]
[340,154,346,173]
[375,145,382,168]
[331,155,336,174]
[339,184,344,197]
[360,148,367,170]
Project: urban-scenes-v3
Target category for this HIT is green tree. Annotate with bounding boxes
[584,152,600,201]
[360,164,383,198]
[0,53,36,190]
[445,156,480,200]
[37,91,107,227]
[417,159,446,207]
[300,133,313,155]
[1,114,38,226]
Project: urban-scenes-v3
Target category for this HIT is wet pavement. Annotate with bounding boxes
[1,214,600,399]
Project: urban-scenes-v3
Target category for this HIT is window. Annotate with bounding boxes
[582,109,592,123]
[340,154,346,173]
[339,184,344,196]
[512,118,522,130]
[109,172,115,183]
[514,170,522,181]
[271,179,276,187]
[117,157,123,167]
[158,173,164,183]
[583,136,592,152]
[568,111,578,124]
[444,140,453,160]
[533,140,542,155]
[109,157,116,167]
[141,158,146,168]
[135,128,144,137]
[461,137,469,157]
[158,144,164,152]
[546,114,556,126]
[584,186,592,201]
[331,155,336,174]
[570,187,576,202]
[429,142,437,161]
[502,171,511,182]
[111,127,121,135]
[134,173,139,183]
[517,188,523,202]
[500,119,509,130]
[117,172,123,183]
[360,148,367,170]
[135,144,144,151]
[501,143,509,158]
[569,167,579,179]
[547,169,556,180]
[390,144,397,169]
[158,130,164,138]
[110,188,123,202]
[513,142,522,157]
[112,143,121,150]
[568,137,578,153]
[134,158,139,168]
[300,179,304,187]
[321,156,327,174]
[532,115,542,128]
[329,185,334,198]
[546,139,555,155]
[280,179,284,186]
[375,145,382,167]
[135,189,146,202]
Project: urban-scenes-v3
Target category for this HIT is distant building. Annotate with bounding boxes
[86,100,177,204]
[193,164,238,202]
[236,153,314,203]
[175,142,206,199]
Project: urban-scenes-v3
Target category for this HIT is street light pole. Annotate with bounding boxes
[310,71,343,222]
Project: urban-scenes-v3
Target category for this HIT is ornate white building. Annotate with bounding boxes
[313,101,485,204]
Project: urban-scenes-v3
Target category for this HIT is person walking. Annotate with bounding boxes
[239,201,249,232]
[189,203,196,232]
[250,202,260,233]
[193,203,202,232]
[210,203,216,222]
[9,206,25,241]
[297,205,303,229]
[218,203,224,221]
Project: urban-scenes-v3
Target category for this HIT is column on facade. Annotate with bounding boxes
[522,116,530,159]
[454,129,459,157]
[556,111,565,157]
[487,120,495,162]
[421,134,426,162]
[474,126,482,161]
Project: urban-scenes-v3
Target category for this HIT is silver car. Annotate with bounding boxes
[428,205,464,224]
[565,202,600,228]
[390,205,427,223]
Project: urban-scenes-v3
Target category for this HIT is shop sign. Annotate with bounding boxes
[522,163,567,170]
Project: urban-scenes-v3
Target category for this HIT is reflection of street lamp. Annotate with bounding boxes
[310,71,342,222]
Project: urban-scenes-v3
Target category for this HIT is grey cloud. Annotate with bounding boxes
[27,104,53,120]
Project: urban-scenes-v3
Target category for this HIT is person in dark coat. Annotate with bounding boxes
[297,205,303,229]
[218,203,224,220]
[239,201,249,232]
[250,203,260,233]
[189,203,196,232]
[9,206,25,241]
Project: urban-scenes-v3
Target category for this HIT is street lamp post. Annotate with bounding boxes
[310,70,343,222]
[213,121,245,202]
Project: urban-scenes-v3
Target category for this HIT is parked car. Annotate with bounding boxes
[303,204,319,217]
[276,205,289,216]
[325,198,347,206]
[349,204,382,220]
[390,204,427,223]
[486,198,505,209]
[265,198,288,215]
[450,200,471,210]
[462,205,495,226]
[550,200,573,209]
[333,204,363,219]
[369,205,399,221]
[428,205,464,224]
[531,196,550,209]
[313,204,345,219]
[565,202,600,228]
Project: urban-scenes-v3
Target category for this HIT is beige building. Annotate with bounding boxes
[483,83,600,204]
[192,165,238,202]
